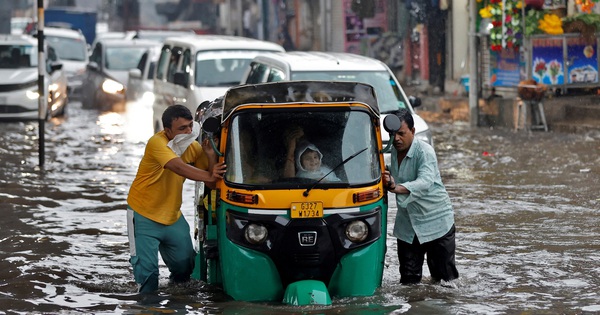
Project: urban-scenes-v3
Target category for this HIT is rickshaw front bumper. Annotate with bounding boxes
[219,205,386,301]
[283,280,331,305]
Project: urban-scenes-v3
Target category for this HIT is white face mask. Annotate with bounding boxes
[167,121,200,156]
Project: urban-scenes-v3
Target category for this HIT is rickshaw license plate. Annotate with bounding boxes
[290,202,323,218]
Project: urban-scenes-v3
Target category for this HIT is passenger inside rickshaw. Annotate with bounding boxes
[224,109,381,188]
[281,125,340,181]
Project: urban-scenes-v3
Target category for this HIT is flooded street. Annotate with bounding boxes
[0,100,599,314]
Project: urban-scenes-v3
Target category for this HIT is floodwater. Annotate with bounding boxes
[0,100,599,315]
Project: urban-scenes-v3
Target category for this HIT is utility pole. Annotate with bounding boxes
[37,0,46,167]
[469,0,479,127]
[0,0,12,34]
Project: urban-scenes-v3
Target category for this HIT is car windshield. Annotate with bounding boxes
[224,110,381,188]
[46,35,87,61]
[105,46,149,70]
[291,71,409,114]
[0,45,36,68]
[195,57,252,87]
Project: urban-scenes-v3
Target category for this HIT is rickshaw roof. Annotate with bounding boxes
[221,81,379,121]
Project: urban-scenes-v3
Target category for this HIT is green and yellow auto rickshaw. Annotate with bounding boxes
[192,81,399,305]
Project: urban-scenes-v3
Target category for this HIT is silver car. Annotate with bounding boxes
[81,38,159,110]
[126,46,161,104]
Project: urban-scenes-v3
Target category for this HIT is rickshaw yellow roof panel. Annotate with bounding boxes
[222,81,379,121]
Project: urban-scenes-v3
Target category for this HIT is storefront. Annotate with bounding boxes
[479,0,600,94]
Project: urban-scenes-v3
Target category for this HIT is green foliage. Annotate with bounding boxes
[525,9,546,36]
[563,13,600,29]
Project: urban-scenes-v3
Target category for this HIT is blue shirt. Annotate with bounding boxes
[390,139,454,244]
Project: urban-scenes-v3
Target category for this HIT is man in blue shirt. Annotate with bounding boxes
[383,109,459,284]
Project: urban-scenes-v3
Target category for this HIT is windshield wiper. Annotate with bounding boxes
[303,147,368,197]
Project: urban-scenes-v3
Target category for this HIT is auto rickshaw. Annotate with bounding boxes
[192,81,399,305]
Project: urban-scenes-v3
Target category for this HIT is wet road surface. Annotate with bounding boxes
[0,101,599,314]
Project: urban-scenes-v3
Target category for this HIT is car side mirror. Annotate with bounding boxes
[129,68,142,79]
[87,62,99,71]
[49,62,63,73]
[408,95,422,108]
[174,71,188,87]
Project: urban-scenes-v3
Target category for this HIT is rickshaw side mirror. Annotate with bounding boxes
[383,114,401,133]
[382,114,401,153]
[202,116,221,133]
[201,116,223,157]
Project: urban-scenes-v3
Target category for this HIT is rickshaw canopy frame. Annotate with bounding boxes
[219,81,380,123]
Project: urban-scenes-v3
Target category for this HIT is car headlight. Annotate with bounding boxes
[244,223,268,244]
[345,220,368,243]
[26,90,40,100]
[102,79,125,94]
[141,91,155,104]
[415,129,433,147]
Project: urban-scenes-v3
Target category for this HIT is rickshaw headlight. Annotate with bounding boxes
[244,223,268,244]
[345,220,368,243]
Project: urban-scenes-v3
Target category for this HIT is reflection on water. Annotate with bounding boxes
[0,101,599,314]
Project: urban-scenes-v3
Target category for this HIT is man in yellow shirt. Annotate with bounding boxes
[127,104,226,293]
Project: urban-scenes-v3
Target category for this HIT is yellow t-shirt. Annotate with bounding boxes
[127,131,209,225]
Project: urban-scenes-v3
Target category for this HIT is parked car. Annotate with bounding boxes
[42,27,89,100]
[126,46,161,104]
[0,34,67,120]
[80,38,160,110]
[152,35,285,132]
[240,51,433,147]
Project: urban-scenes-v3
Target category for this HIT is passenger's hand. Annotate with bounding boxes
[284,126,304,149]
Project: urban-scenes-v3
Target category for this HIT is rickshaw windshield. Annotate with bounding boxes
[225,109,381,188]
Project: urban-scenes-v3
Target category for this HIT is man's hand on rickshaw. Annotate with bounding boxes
[383,170,396,191]
[210,162,227,181]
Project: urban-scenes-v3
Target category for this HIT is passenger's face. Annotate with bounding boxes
[301,150,321,171]
[165,117,193,140]
[392,121,415,153]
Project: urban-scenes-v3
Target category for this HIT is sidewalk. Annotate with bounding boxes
[404,79,600,134]
[403,79,470,124]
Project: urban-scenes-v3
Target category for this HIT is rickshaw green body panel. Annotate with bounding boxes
[219,236,284,301]
[328,235,386,296]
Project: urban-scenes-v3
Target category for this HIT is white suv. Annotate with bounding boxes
[240,51,433,148]
[152,35,285,132]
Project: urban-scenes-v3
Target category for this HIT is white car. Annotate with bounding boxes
[151,35,285,132]
[0,34,68,120]
[43,27,89,99]
[126,46,161,104]
[240,51,433,148]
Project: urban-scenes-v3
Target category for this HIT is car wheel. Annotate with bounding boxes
[58,98,68,116]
